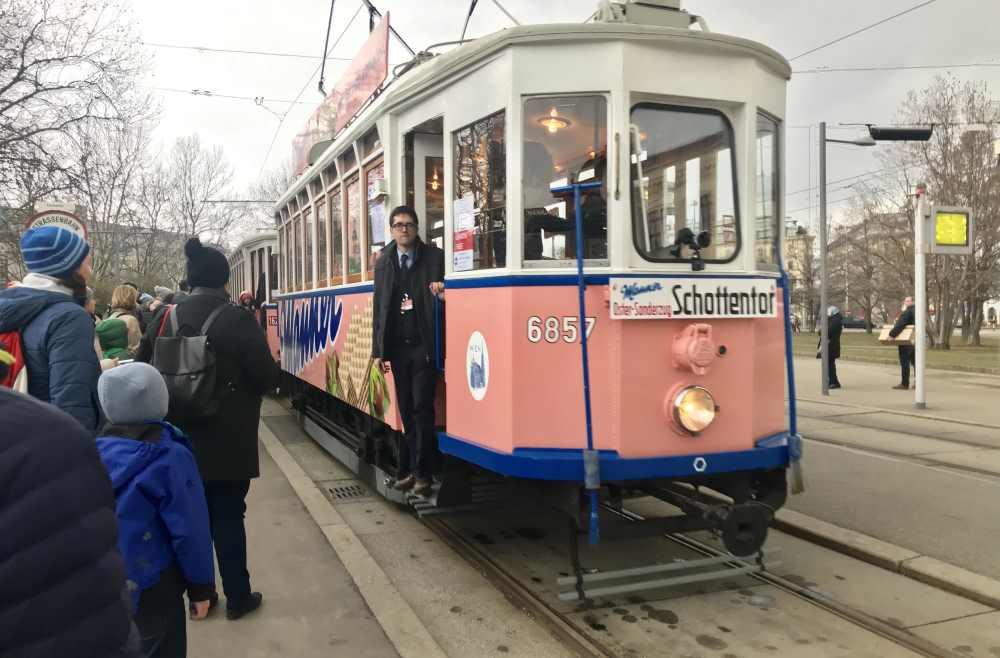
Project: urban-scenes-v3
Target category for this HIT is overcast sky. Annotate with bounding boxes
[134,0,1000,232]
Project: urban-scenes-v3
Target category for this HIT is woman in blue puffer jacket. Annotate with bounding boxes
[0,226,101,431]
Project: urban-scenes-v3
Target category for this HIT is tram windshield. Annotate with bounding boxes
[523,95,608,264]
[629,105,739,263]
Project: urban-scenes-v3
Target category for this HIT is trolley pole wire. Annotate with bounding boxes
[318,0,337,96]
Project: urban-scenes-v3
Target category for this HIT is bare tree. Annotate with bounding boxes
[166,134,250,244]
[851,75,999,348]
[0,0,143,201]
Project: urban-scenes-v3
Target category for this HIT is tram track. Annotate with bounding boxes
[421,501,959,658]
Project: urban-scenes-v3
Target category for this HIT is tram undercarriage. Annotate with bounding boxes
[284,371,785,598]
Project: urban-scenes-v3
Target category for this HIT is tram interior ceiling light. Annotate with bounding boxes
[539,107,571,133]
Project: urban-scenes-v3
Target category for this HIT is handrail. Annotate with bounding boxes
[551,179,603,545]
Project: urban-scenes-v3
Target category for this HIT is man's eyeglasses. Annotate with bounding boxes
[391,222,417,231]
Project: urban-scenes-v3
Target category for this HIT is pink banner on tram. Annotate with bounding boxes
[292,15,390,175]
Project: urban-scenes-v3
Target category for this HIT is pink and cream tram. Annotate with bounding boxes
[270,2,802,568]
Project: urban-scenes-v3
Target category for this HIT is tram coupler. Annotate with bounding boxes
[704,502,772,557]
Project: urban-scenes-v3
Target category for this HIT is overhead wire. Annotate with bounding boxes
[788,0,938,61]
[257,1,364,180]
[142,41,350,61]
[145,86,314,106]
[794,62,1000,74]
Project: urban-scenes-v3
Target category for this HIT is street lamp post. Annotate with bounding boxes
[818,123,875,396]
[817,123,933,397]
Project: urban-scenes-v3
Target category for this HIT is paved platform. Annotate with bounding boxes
[793,356,1000,425]
[187,443,398,657]
[788,357,1000,580]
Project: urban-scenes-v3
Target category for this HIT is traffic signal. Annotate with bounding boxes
[928,206,974,254]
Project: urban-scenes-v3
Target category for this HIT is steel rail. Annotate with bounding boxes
[603,504,959,658]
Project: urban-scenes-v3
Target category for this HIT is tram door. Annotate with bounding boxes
[403,118,447,419]
[403,118,445,249]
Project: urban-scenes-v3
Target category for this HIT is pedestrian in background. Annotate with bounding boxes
[104,285,144,358]
[96,363,216,658]
[1,387,141,658]
[817,305,843,390]
[0,226,102,431]
[890,296,916,390]
[138,237,280,620]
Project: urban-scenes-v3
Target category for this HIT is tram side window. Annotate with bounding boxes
[316,200,328,286]
[330,188,344,284]
[277,228,284,292]
[453,111,506,270]
[304,208,314,289]
[523,95,608,263]
[755,112,780,269]
[365,159,386,275]
[629,105,739,263]
[293,215,302,290]
[346,175,362,280]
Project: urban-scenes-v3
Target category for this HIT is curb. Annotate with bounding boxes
[791,352,1000,376]
[775,509,1000,609]
[258,421,447,658]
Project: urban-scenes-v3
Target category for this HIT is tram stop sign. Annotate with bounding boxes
[928,206,973,255]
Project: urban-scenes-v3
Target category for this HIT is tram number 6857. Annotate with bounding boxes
[527,316,596,344]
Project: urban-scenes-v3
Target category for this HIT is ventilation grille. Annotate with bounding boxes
[327,483,370,501]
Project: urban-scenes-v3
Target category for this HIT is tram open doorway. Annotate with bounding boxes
[403,117,445,249]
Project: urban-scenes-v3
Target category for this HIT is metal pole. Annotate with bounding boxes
[914,185,927,408]
[819,122,829,395]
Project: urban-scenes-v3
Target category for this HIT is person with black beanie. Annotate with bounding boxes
[137,237,280,621]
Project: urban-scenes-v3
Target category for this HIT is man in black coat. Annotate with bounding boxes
[138,237,280,620]
[372,206,445,498]
[889,296,916,390]
[817,305,843,389]
[0,388,140,658]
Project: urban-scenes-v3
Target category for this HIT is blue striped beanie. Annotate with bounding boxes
[20,226,90,278]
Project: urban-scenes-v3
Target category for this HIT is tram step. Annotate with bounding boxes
[556,548,781,601]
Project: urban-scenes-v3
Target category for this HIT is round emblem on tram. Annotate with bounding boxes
[466,331,489,401]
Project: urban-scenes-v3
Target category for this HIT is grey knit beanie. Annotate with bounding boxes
[98,362,169,425]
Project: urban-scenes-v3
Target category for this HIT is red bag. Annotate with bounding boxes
[0,331,28,392]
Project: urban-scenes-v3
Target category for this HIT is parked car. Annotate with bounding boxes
[840,316,872,330]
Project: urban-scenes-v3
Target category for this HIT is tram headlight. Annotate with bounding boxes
[672,386,717,435]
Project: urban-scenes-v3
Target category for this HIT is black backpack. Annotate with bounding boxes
[151,302,229,422]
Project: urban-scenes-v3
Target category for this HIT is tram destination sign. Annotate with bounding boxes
[610,278,777,320]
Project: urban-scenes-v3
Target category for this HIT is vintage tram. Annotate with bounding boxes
[227,232,280,360]
[261,0,802,577]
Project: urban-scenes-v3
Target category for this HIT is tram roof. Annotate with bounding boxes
[277,21,790,209]
[229,231,277,257]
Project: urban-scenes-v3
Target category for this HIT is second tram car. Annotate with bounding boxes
[263,1,803,581]
[228,232,280,361]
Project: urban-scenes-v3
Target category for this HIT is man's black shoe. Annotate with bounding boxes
[226,592,263,620]
[828,384,841,389]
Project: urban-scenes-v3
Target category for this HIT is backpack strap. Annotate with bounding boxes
[200,302,229,336]
[158,305,176,338]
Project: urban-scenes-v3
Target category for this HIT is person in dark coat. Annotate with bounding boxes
[816,305,843,389]
[0,387,141,658]
[96,363,216,657]
[0,226,102,431]
[890,296,916,390]
[372,206,445,498]
[137,237,280,620]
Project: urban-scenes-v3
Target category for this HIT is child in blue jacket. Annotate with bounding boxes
[96,362,216,658]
